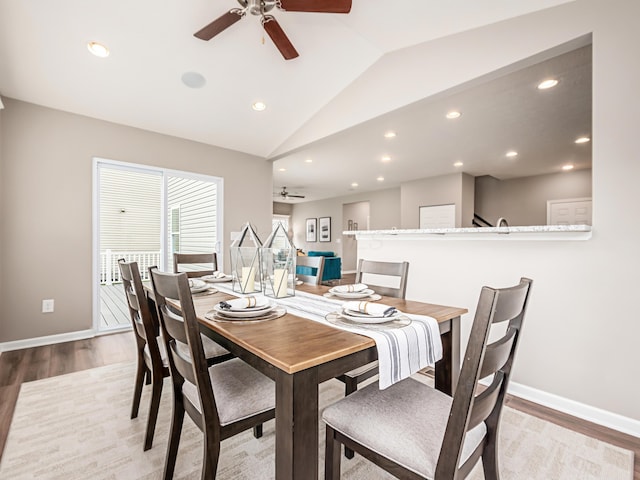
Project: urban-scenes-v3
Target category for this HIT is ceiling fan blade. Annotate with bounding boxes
[278,0,351,13]
[194,10,243,40]
[262,17,299,60]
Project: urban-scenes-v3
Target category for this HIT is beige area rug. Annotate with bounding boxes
[0,363,633,480]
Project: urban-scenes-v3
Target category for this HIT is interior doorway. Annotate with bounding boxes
[342,201,370,273]
[93,159,222,332]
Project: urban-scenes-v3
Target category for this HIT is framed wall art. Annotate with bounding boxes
[319,217,331,242]
[305,218,317,242]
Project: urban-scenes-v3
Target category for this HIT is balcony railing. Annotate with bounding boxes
[100,249,162,285]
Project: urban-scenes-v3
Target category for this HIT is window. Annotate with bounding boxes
[273,214,289,232]
[272,214,291,249]
[170,205,181,253]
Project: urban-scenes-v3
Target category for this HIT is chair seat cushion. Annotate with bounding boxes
[176,334,230,361]
[182,358,275,426]
[144,336,169,368]
[146,334,229,367]
[322,378,486,478]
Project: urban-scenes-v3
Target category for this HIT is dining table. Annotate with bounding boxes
[148,281,467,480]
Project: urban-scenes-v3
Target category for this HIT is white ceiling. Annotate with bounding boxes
[0,0,587,203]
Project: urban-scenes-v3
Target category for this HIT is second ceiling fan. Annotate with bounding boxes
[194,0,352,60]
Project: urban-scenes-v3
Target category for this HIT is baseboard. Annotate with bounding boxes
[0,329,96,352]
[507,380,640,439]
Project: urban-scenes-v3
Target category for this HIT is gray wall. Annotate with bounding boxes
[475,169,592,226]
[401,173,474,228]
[342,201,370,271]
[0,105,3,322]
[272,201,293,216]
[290,187,401,257]
[0,99,272,343]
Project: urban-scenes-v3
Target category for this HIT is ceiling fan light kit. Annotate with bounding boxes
[194,0,352,60]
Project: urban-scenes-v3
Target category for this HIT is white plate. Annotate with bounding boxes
[325,313,411,330]
[340,309,403,324]
[327,288,375,299]
[206,306,287,323]
[201,274,233,283]
[189,279,209,293]
[213,302,276,318]
[223,297,271,311]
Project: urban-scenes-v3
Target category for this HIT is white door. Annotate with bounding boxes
[419,204,456,228]
[547,198,592,225]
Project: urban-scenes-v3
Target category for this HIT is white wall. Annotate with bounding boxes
[359,0,640,426]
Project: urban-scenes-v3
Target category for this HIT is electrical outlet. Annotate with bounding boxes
[42,299,55,313]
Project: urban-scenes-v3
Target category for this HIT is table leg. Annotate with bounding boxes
[275,367,319,480]
[435,315,461,396]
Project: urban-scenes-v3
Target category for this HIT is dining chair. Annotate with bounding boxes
[149,267,276,480]
[335,259,410,458]
[118,260,234,451]
[296,255,325,285]
[173,252,218,278]
[118,259,168,452]
[323,277,533,480]
[354,258,409,299]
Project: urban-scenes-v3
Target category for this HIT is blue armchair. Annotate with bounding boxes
[305,251,341,283]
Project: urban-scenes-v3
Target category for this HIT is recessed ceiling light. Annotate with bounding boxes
[537,79,558,90]
[376,176,384,182]
[351,182,359,187]
[384,131,396,138]
[505,151,518,158]
[87,41,109,58]
[252,101,266,111]
[278,168,286,172]
[381,155,391,162]
[453,161,464,167]
[446,110,461,119]
[575,136,591,144]
[181,71,206,89]
[304,158,313,163]
[562,164,575,171]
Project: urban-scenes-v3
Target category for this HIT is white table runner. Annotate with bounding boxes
[211,285,442,389]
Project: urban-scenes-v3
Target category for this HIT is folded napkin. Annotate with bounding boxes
[188,279,206,288]
[332,283,368,293]
[343,301,393,317]
[223,296,259,309]
[211,271,227,279]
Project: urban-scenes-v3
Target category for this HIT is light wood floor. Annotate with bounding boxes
[0,333,637,478]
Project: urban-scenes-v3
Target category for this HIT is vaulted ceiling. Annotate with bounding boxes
[0,0,588,202]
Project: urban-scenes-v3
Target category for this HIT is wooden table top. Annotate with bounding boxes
[184,283,467,375]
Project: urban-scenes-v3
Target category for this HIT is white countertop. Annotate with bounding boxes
[342,224,592,241]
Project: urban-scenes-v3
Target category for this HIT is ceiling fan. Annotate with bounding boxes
[276,186,305,199]
[194,0,352,60]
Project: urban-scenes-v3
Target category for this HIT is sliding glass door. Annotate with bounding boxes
[94,159,222,332]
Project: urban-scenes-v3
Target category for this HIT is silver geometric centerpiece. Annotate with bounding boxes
[230,222,263,294]
[261,221,296,298]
